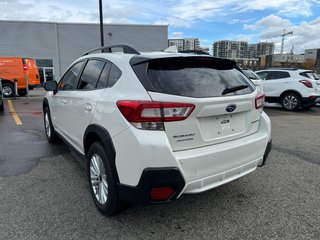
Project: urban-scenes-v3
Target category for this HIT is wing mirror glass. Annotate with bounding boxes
[43,80,58,92]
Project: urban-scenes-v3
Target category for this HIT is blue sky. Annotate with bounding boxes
[1,0,320,53]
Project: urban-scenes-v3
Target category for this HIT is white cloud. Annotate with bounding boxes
[170,31,184,39]
[244,14,291,30]
[244,15,320,53]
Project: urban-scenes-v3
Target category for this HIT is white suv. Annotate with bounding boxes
[43,45,272,216]
[255,69,320,110]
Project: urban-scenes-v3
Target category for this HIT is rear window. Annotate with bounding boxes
[133,57,254,98]
[299,71,320,80]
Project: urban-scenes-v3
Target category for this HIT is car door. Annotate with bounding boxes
[50,61,84,137]
[65,59,110,152]
[265,71,290,97]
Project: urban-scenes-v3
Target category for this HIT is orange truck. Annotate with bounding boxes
[0,57,40,97]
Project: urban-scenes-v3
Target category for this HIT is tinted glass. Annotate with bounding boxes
[243,70,260,80]
[145,57,254,98]
[78,60,105,90]
[96,62,111,89]
[58,61,83,90]
[256,71,268,80]
[275,71,290,79]
[108,64,122,87]
[299,71,320,80]
[259,71,290,80]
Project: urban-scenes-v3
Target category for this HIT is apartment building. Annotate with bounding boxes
[213,40,248,59]
[213,40,274,59]
[168,38,200,51]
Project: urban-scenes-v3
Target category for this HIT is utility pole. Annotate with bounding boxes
[280,29,293,54]
[99,0,104,47]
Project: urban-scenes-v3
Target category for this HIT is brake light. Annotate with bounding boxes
[299,80,313,88]
[117,101,195,130]
[150,187,174,201]
[255,92,265,109]
[23,64,28,71]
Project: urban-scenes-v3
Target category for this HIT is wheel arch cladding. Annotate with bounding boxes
[84,124,119,181]
[280,90,302,99]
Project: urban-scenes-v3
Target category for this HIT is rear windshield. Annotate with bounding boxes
[299,71,320,80]
[133,57,254,98]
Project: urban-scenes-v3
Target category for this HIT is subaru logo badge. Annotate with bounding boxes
[226,104,237,113]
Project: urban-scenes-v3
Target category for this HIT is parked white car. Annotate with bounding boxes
[255,68,320,110]
[43,45,272,216]
[242,69,264,92]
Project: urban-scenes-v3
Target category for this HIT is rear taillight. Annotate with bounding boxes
[299,80,313,88]
[116,101,195,130]
[255,92,265,110]
[23,64,28,71]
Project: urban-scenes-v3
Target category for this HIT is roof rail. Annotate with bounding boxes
[179,50,210,55]
[83,45,140,56]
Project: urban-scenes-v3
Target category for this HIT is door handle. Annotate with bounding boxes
[84,104,92,112]
[62,99,67,104]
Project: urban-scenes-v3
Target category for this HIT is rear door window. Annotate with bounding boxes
[134,57,254,98]
[78,60,105,90]
[107,64,122,87]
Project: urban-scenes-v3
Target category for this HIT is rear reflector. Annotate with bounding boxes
[117,101,195,130]
[255,92,265,109]
[299,80,313,88]
[150,187,175,201]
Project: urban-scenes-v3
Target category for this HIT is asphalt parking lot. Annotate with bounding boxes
[0,92,319,240]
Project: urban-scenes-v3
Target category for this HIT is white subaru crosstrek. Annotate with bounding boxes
[43,45,272,216]
[255,69,320,110]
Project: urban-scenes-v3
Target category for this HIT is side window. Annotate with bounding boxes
[256,72,268,80]
[78,60,105,90]
[265,72,276,80]
[108,64,122,87]
[96,62,111,89]
[276,71,290,79]
[58,61,83,90]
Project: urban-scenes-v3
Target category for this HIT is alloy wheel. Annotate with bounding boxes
[44,112,51,138]
[283,95,298,110]
[90,154,108,205]
[3,86,13,97]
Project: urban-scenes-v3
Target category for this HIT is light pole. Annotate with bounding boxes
[99,0,104,47]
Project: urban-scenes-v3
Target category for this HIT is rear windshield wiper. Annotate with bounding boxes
[222,85,248,95]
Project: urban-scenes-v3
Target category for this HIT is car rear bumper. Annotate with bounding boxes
[118,168,185,204]
[302,96,319,106]
[114,112,271,204]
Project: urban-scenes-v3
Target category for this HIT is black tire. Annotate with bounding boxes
[281,93,301,111]
[2,83,15,98]
[18,89,27,96]
[0,101,4,112]
[87,142,125,216]
[43,106,59,143]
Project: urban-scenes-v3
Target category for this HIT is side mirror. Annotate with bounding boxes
[43,81,58,92]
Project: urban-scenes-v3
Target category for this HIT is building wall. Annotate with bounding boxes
[0,20,168,78]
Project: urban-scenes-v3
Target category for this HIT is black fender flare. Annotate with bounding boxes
[83,124,119,182]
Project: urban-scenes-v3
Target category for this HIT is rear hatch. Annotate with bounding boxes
[131,56,263,151]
